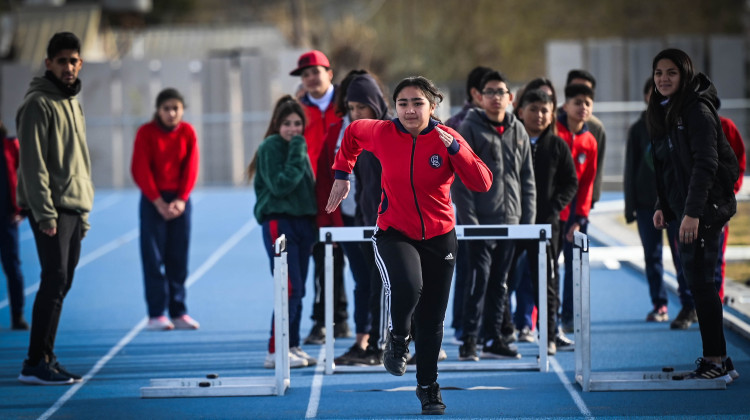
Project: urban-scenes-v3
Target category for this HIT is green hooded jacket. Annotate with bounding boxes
[15,76,94,232]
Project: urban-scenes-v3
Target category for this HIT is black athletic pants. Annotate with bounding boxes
[373,227,456,386]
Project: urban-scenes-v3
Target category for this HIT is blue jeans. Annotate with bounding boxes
[636,209,669,307]
[262,216,316,351]
[139,193,191,318]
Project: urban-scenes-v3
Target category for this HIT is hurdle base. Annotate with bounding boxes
[576,371,727,391]
[332,359,542,374]
[140,376,290,398]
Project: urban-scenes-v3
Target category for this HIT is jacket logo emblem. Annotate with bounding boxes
[429,154,442,168]
[577,153,586,164]
[444,252,454,260]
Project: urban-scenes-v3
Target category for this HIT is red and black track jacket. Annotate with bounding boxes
[333,118,492,241]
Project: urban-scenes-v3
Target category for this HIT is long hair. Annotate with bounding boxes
[392,76,444,123]
[247,95,307,180]
[646,48,696,139]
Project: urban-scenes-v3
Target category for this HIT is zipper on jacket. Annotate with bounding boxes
[410,136,426,240]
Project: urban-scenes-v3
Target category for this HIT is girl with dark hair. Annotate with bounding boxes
[647,48,739,381]
[326,76,492,415]
[132,88,200,332]
[252,95,318,369]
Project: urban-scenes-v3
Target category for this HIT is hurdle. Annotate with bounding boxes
[572,231,727,391]
[140,235,291,398]
[320,224,551,375]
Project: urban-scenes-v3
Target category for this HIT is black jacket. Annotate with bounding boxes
[624,111,658,222]
[652,73,738,228]
[530,126,578,225]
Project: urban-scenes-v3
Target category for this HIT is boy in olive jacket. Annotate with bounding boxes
[16,32,94,386]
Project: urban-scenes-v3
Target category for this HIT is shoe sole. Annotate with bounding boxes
[458,356,479,362]
[422,408,445,415]
[480,353,521,360]
[384,361,406,376]
[18,374,74,385]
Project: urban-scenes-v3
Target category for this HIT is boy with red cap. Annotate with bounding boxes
[289,50,349,345]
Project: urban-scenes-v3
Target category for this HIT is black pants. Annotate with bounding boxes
[360,240,387,349]
[680,224,726,357]
[27,212,83,364]
[374,227,456,386]
[461,239,515,342]
[311,242,348,324]
[0,207,24,318]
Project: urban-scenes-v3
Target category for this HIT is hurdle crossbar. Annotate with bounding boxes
[140,235,291,398]
[320,224,551,375]
[572,231,727,391]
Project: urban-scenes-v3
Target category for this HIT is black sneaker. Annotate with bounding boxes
[12,314,29,330]
[670,307,698,330]
[383,332,410,376]
[481,339,521,359]
[724,356,739,382]
[304,324,326,345]
[362,346,383,365]
[684,357,731,382]
[416,382,446,415]
[458,336,479,362]
[334,345,367,366]
[555,330,575,352]
[334,322,352,338]
[18,359,74,385]
[49,357,83,382]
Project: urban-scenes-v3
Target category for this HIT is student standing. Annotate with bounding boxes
[250,95,318,369]
[452,71,536,362]
[556,84,598,348]
[289,50,349,343]
[515,89,577,354]
[16,32,94,385]
[327,76,492,415]
[648,48,738,381]
[0,121,27,330]
[131,88,200,331]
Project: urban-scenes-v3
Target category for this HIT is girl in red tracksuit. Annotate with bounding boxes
[326,76,492,416]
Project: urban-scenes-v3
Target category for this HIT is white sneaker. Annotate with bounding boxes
[263,351,309,369]
[291,347,317,366]
[146,316,174,331]
[172,314,200,330]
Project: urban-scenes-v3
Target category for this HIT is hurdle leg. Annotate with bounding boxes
[537,237,548,372]
[324,232,335,374]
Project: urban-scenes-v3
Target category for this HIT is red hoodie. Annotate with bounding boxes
[557,120,598,223]
[720,116,746,193]
[333,118,492,240]
[2,137,20,216]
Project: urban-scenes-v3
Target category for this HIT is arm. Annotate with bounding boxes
[328,120,375,213]
[17,99,57,232]
[131,125,161,202]
[623,123,639,223]
[682,105,719,220]
[589,116,606,205]
[721,117,746,192]
[440,126,492,193]
[257,135,311,198]
[177,124,199,202]
[574,138,598,221]
[519,134,537,225]
[552,141,579,215]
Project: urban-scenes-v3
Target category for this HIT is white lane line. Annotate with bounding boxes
[0,229,139,311]
[306,346,326,418]
[36,219,257,420]
[550,357,594,419]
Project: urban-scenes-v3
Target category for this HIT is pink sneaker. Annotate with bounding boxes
[146,316,174,331]
[172,314,200,330]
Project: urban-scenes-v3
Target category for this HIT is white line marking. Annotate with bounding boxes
[36,219,257,420]
[550,356,594,419]
[0,229,139,311]
[306,346,326,418]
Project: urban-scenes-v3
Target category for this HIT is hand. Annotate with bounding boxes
[565,222,580,242]
[435,126,454,147]
[42,227,57,237]
[653,210,667,229]
[679,215,700,244]
[168,199,186,219]
[153,197,172,220]
[326,179,350,213]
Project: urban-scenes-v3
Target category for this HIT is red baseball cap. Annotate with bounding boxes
[289,50,331,76]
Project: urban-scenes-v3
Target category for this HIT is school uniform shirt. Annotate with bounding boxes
[556,115,597,225]
[131,120,199,202]
[719,116,746,194]
[1,137,20,216]
[300,87,342,176]
[332,118,492,241]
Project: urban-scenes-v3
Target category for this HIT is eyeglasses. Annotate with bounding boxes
[482,89,510,97]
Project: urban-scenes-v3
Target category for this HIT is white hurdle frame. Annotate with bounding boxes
[140,235,291,398]
[320,224,551,375]
[572,231,727,391]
